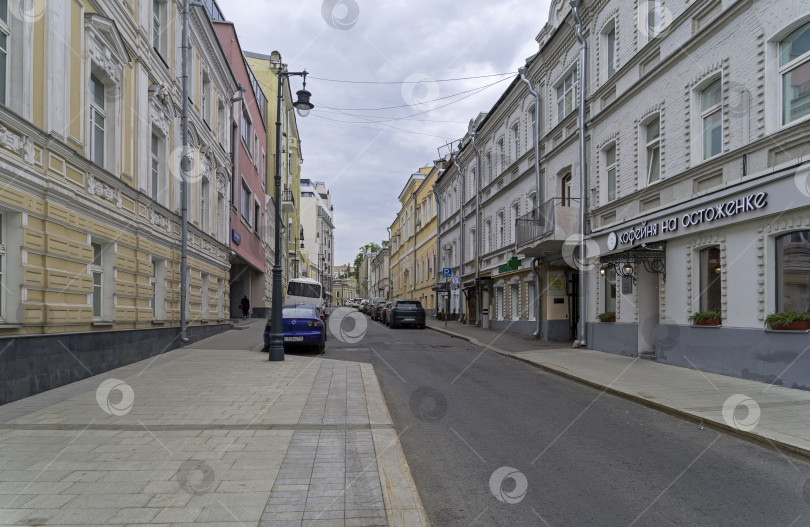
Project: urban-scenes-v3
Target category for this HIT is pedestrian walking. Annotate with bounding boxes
[240,295,250,319]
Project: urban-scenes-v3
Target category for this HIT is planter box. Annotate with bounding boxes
[599,317,616,323]
[768,321,810,331]
[694,319,721,326]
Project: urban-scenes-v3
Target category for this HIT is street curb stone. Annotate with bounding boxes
[427,324,810,461]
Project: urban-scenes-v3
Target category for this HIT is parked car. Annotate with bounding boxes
[263,305,326,353]
[359,299,369,313]
[381,301,393,325]
[389,299,426,329]
[372,299,387,321]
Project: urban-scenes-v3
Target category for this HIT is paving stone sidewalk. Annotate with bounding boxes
[427,319,810,459]
[0,321,428,526]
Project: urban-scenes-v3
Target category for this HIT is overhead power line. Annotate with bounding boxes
[308,72,516,84]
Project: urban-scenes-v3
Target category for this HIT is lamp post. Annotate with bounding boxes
[269,65,313,362]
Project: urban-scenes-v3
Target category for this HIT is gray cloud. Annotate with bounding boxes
[228,0,550,266]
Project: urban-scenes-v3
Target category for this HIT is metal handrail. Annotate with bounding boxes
[516,197,580,245]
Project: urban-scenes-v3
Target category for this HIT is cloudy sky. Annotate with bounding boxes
[227,0,552,267]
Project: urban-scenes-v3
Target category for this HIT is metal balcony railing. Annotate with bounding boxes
[516,197,580,246]
[281,190,295,209]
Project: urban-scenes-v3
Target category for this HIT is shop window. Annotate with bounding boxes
[527,282,536,321]
[699,246,722,312]
[776,231,810,312]
[510,284,519,319]
[780,22,810,125]
[496,288,505,320]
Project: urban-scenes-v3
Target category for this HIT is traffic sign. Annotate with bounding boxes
[451,277,460,285]
[442,268,452,278]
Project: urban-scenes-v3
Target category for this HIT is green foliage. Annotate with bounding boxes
[764,312,810,327]
[354,242,383,280]
[688,311,722,324]
[597,312,616,322]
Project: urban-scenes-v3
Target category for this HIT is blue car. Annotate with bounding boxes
[264,305,326,353]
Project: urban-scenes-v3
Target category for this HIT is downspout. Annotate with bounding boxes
[230,100,241,318]
[179,0,191,342]
[451,152,464,320]
[411,191,417,298]
[469,128,481,326]
[571,0,587,347]
[518,66,543,339]
[386,226,391,300]
[433,167,441,315]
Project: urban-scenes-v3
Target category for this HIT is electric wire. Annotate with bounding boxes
[308,72,516,84]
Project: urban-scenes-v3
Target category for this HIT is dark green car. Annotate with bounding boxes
[389,299,426,329]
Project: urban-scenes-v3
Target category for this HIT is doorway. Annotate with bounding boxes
[637,267,659,355]
[567,273,579,341]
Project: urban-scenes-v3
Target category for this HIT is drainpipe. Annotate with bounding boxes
[179,0,192,343]
[411,191,417,298]
[386,226,391,300]
[434,179,441,315]
[519,66,543,339]
[451,151,465,320]
[571,0,587,347]
[470,127,481,326]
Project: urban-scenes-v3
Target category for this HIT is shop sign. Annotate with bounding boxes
[497,256,522,274]
[610,192,767,249]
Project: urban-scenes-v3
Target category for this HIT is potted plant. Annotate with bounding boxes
[597,312,616,323]
[765,312,810,331]
[688,311,722,326]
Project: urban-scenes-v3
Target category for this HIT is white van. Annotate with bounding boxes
[286,278,323,310]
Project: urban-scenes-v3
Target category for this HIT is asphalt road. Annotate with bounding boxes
[308,308,810,526]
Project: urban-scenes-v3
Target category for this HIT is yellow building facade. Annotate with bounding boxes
[0,1,236,339]
[389,165,439,313]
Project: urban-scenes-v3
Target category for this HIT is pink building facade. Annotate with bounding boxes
[213,22,269,318]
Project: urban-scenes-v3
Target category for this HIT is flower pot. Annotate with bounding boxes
[694,319,721,326]
[769,321,810,331]
[599,317,616,323]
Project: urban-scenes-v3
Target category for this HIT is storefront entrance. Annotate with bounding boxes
[637,267,659,355]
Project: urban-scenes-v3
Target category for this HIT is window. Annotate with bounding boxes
[254,201,261,234]
[90,242,106,320]
[699,246,722,312]
[644,116,661,183]
[152,0,161,50]
[254,134,259,168]
[202,274,210,320]
[149,133,160,201]
[241,180,251,224]
[151,0,167,59]
[780,22,810,125]
[527,282,536,321]
[497,139,504,174]
[511,203,519,244]
[218,101,226,146]
[511,285,519,319]
[484,220,491,253]
[0,213,4,318]
[642,0,663,42]
[497,211,504,248]
[217,278,225,319]
[561,173,573,206]
[528,105,537,145]
[241,105,252,155]
[0,0,7,106]
[776,232,810,312]
[486,152,492,185]
[512,123,519,160]
[201,71,211,124]
[556,70,577,123]
[605,144,617,202]
[701,79,722,159]
[496,288,504,320]
[201,178,210,233]
[153,258,166,320]
[606,25,617,78]
[604,267,617,313]
[89,74,106,167]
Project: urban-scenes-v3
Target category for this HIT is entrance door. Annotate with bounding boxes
[567,273,579,341]
[637,267,660,355]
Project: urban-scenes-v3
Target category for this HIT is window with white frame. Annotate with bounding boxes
[90,241,112,320]
[511,202,519,244]
[241,105,252,155]
[153,258,166,320]
[604,143,617,202]
[510,284,519,319]
[527,281,536,320]
[201,177,210,233]
[779,22,810,125]
[217,100,226,146]
[89,74,107,167]
[152,0,168,59]
[512,123,519,160]
[486,152,492,185]
[528,105,537,145]
[241,179,251,224]
[644,115,661,183]
[202,274,210,320]
[604,22,617,79]
[603,267,617,313]
[556,70,577,123]
[0,0,8,107]
[150,133,160,201]
[217,277,224,319]
[497,211,504,248]
[497,139,504,174]
[701,79,722,159]
[254,133,259,168]
[201,70,211,124]
[484,220,491,253]
[640,0,663,43]
[496,287,504,320]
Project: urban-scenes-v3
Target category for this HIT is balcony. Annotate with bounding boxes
[282,190,296,212]
[516,197,580,258]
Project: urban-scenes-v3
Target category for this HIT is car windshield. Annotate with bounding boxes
[282,307,315,318]
[396,301,423,310]
[287,281,321,298]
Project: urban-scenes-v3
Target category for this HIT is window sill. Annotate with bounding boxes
[92,321,115,327]
[0,324,23,329]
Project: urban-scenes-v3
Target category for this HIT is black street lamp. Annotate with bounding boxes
[269,66,314,362]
